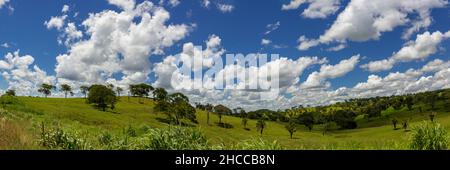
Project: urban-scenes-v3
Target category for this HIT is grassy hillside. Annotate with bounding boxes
[1,96,449,150]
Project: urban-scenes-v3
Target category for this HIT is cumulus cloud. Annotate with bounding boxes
[44,15,67,30]
[55,1,191,90]
[298,0,448,50]
[282,0,341,19]
[421,59,450,73]
[362,30,450,72]
[107,0,136,11]
[0,51,55,96]
[153,35,331,110]
[302,55,360,89]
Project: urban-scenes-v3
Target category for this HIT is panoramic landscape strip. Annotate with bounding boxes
[0,0,450,152]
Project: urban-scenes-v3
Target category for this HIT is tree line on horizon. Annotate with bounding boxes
[2,82,449,139]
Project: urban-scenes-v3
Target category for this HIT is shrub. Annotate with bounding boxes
[409,122,449,150]
[0,95,20,108]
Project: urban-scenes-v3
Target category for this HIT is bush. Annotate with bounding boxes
[409,122,449,150]
[0,95,20,108]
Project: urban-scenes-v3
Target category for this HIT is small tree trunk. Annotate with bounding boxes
[290,133,293,139]
[207,112,210,125]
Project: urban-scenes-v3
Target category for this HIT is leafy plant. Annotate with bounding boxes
[137,126,209,150]
[409,122,449,150]
[232,138,283,150]
[39,123,92,150]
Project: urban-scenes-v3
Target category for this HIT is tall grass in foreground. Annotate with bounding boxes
[0,117,35,150]
[409,121,449,150]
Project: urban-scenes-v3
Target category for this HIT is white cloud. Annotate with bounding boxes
[282,0,341,19]
[298,0,448,50]
[107,0,136,11]
[159,0,180,7]
[55,1,191,89]
[62,5,69,13]
[217,3,234,13]
[61,22,83,46]
[326,44,346,51]
[361,59,395,72]
[0,51,55,96]
[202,0,210,8]
[0,0,9,9]
[44,15,67,30]
[362,30,450,72]
[302,55,360,89]
[265,21,280,35]
[421,59,450,73]
[261,39,271,45]
[1,43,9,48]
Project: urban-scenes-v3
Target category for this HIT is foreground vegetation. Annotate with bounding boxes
[0,85,449,150]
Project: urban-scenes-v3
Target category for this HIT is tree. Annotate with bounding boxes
[298,112,315,131]
[333,110,357,129]
[240,110,248,129]
[285,119,297,139]
[205,104,213,125]
[38,83,55,98]
[60,84,73,99]
[129,83,154,103]
[80,86,90,99]
[427,93,438,110]
[242,117,248,129]
[402,119,409,131]
[153,88,168,102]
[168,98,197,125]
[322,121,338,136]
[256,117,266,135]
[87,85,117,111]
[429,112,436,122]
[405,96,414,111]
[213,104,231,124]
[391,98,403,110]
[5,89,15,96]
[392,118,399,130]
[366,104,383,118]
[116,87,123,97]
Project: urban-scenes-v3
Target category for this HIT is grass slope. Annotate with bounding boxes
[1,96,449,149]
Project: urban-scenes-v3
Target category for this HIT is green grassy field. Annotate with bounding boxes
[1,96,449,150]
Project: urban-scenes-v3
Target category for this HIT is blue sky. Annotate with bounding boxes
[0,0,449,110]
